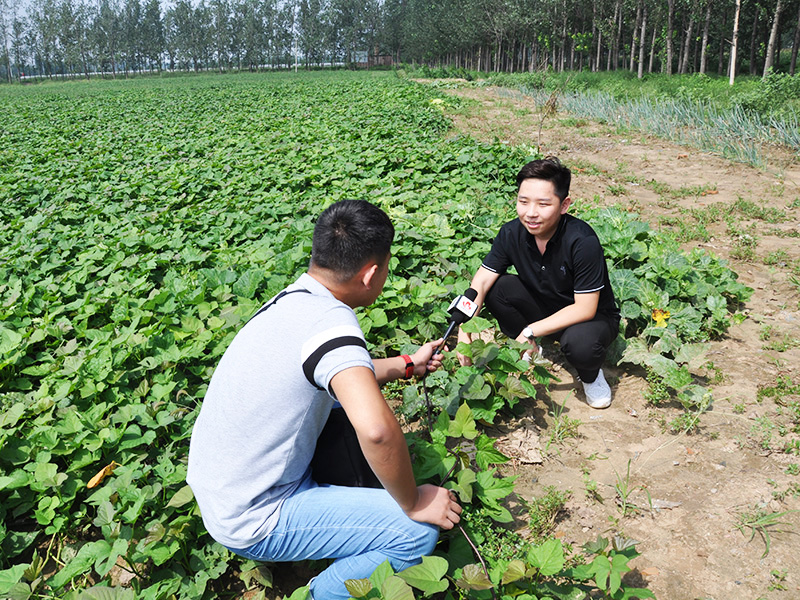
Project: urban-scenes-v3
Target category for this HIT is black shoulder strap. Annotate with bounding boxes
[247,288,311,324]
[245,287,365,394]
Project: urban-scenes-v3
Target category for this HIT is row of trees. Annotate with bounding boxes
[410,0,800,80]
[0,0,385,78]
[1,0,799,81]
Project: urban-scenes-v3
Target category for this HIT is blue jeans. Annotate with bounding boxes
[228,474,439,599]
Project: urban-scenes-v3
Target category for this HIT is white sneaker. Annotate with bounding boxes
[581,368,612,409]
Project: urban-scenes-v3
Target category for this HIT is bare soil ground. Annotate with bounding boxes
[438,84,800,600]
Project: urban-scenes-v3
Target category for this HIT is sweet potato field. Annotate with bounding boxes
[0,71,772,600]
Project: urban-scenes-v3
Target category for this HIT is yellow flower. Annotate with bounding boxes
[651,308,671,328]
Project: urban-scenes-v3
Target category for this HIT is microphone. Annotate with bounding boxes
[432,288,479,356]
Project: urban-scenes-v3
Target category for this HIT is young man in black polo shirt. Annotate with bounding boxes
[456,157,620,408]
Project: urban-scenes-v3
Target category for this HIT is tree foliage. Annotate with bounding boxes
[2,0,799,80]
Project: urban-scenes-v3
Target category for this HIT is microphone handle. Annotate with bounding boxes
[432,320,458,357]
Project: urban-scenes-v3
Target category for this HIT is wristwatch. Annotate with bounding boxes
[522,326,535,341]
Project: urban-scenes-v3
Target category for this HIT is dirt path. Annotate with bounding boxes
[438,84,800,600]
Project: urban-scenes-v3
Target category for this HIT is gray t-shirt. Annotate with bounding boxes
[187,273,374,548]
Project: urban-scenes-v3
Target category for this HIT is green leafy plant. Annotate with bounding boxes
[344,557,449,599]
[757,375,800,404]
[669,390,712,434]
[726,219,759,261]
[643,368,670,406]
[322,536,656,600]
[612,460,651,517]
[403,320,555,425]
[605,212,744,425]
[458,506,529,563]
[607,183,627,196]
[544,393,582,451]
[407,403,516,523]
[734,505,797,558]
[523,486,572,542]
[764,249,790,266]
[566,535,656,600]
[768,569,789,591]
[583,469,604,504]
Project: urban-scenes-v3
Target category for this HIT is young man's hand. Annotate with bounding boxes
[514,331,540,360]
[410,339,445,377]
[404,484,462,530]
[455,329,472,366]
[456,266,500,367]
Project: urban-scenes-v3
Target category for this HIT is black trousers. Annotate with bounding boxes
[311,408,382,489]
[483,274,618,383]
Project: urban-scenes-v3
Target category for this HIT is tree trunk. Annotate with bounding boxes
[595,26,602,72]
[763,0,784,76]
[638,4,647,78]
[749,6,760,75]
[791,1,800,75]
[700,0,712,74]
[569,38,574,69]
[592,2,598,71]
[1,49,9,84]
[666,0,675,74]
[0,32,9,82]
[678,14,687,72]
[81,42,90,80]
[631,0,642,72]
[681,1,697,73]
[718,7,728,74]
[649,19,657,73]
[561,8,568,72]
[12,24,22,82]
[729,0,741,85]
[613,0,622,69]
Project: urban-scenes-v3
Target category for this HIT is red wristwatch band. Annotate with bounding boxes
[401,355,414,379]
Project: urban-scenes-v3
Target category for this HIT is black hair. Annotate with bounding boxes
[515,156,571,201]
[311,200,394,280]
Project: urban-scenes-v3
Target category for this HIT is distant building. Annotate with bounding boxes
[354,50,394,69]
[369,54,394,68]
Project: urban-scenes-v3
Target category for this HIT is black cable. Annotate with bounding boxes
[416,315,498,600]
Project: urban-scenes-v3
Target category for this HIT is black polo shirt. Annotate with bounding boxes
[481,214,620,321]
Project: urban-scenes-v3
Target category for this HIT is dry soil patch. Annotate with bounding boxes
[438,83,800,600]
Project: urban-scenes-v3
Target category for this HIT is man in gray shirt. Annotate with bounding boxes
[187,200,461,599]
